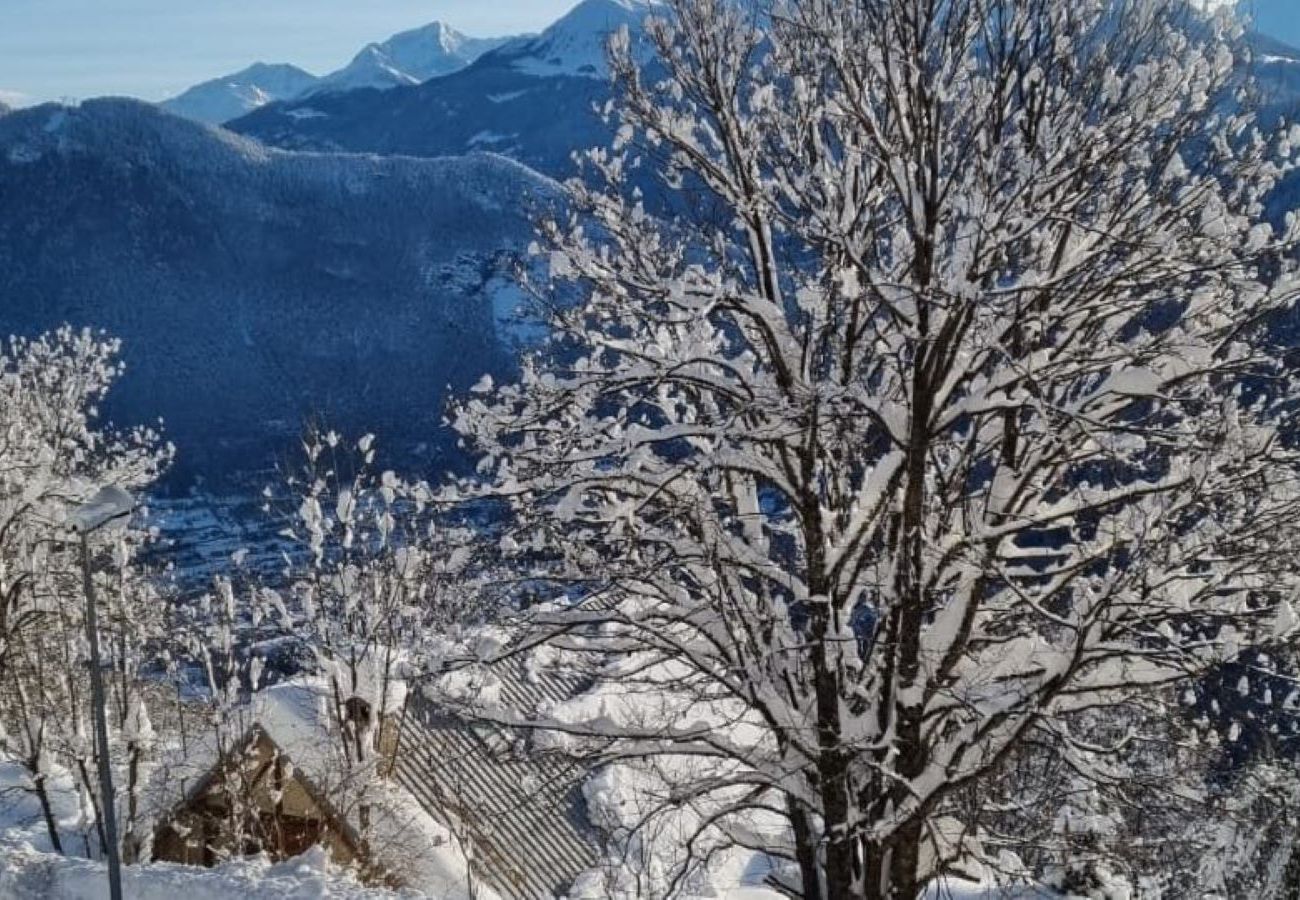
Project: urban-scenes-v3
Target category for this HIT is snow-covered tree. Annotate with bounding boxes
[0,327,167,857]
[152,431,495,872]
[277,429,485,767]
[450,1,1300,896]
[959,690,1224,896]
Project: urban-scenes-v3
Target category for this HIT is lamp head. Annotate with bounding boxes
[72,486,135,534]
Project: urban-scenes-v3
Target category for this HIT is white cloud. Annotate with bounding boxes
[0,89,28,108]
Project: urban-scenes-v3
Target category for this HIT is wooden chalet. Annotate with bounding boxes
[152,723,371,873]
[150,663,602,899]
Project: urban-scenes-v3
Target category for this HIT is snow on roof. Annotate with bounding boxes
[424,605,809,899]
[408,645,601,900]
[152,676,392,794]
[254,679,335,772]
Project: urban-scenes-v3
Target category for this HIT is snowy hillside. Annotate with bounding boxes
[232,7,1300,191]
[161,22,511,125]
[231,0,660,179]
[160,63,319,126]
[0,99,559,481]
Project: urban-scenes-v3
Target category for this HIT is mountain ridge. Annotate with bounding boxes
[303,22,515,98]
[230,0,662,179]
[162,63,320,126]
[162,21,516,125]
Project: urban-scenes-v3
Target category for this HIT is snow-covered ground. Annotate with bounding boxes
[0,748,1043,899]
[0,844,1052,900]
[0,758,399,898]
[0,843,410,900]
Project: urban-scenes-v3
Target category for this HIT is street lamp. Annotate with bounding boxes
[72,485,134,900]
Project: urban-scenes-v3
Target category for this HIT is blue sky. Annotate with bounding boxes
[0,0,577,106]
[0,0,1296,108]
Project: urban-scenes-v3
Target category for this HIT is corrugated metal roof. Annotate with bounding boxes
[393,658,601,900]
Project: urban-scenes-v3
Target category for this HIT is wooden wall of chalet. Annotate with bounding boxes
[152,730,362,873]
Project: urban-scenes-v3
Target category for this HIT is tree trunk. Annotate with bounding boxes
[824,834,860,899]
[75,756,108,859]
[886,820,923,900]
[820,759,860,899]
[788,798,824,900]
[861,823,923,900]
[30,767,64,854]
[123,740,141,864]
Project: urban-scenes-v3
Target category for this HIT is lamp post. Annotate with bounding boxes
[72,485,134,900]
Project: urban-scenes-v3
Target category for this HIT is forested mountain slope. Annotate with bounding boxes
[0,99,556,480]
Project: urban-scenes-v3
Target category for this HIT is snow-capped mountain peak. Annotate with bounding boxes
[308,21,511,96]
[550,0,656,33]
[505,0,658,78]
[381,21,473,65]
[229,0,661,177]
[317,44,422,92]
[162,21,514,123]
[161,62,318,125]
